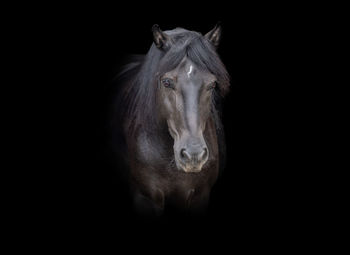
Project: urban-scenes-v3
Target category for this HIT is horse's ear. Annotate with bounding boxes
[152,24,169,49]
[205,22,222,47]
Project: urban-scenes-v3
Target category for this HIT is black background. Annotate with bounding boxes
[32,2,321,246]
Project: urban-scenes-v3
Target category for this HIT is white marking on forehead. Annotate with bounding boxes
[187,65,193,78]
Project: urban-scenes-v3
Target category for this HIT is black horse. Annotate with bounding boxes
[112,24,230,215]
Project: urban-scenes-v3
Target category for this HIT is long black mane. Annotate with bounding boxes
[113,27,230,173]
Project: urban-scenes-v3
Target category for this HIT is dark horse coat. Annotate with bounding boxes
[112,24,230,215]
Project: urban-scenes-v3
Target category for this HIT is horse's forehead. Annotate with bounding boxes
[176,59,215,81]
[178,59,195,76]
[174,59,198,78]
[163,57,215,82]
[187,65,193,78]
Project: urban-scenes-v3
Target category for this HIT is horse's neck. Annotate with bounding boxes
[129,123,172,165]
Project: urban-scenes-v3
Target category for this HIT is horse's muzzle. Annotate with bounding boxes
[177,145,208,173]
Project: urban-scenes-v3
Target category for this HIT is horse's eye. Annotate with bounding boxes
[208,81,217,90]
[161,78,174,89]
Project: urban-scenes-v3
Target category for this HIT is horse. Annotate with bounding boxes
[112,24,230,215]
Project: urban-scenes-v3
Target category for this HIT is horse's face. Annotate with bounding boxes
[159,58,217,173]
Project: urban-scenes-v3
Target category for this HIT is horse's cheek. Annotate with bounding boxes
[163,92,177,116]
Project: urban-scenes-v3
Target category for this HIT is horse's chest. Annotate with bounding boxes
[160,162,217,195]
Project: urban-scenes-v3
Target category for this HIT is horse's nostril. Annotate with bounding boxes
[199,148,208,160]
[180,149,191,161]
[203,148,208,159]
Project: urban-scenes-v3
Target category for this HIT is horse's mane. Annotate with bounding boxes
[113,27,230,173]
